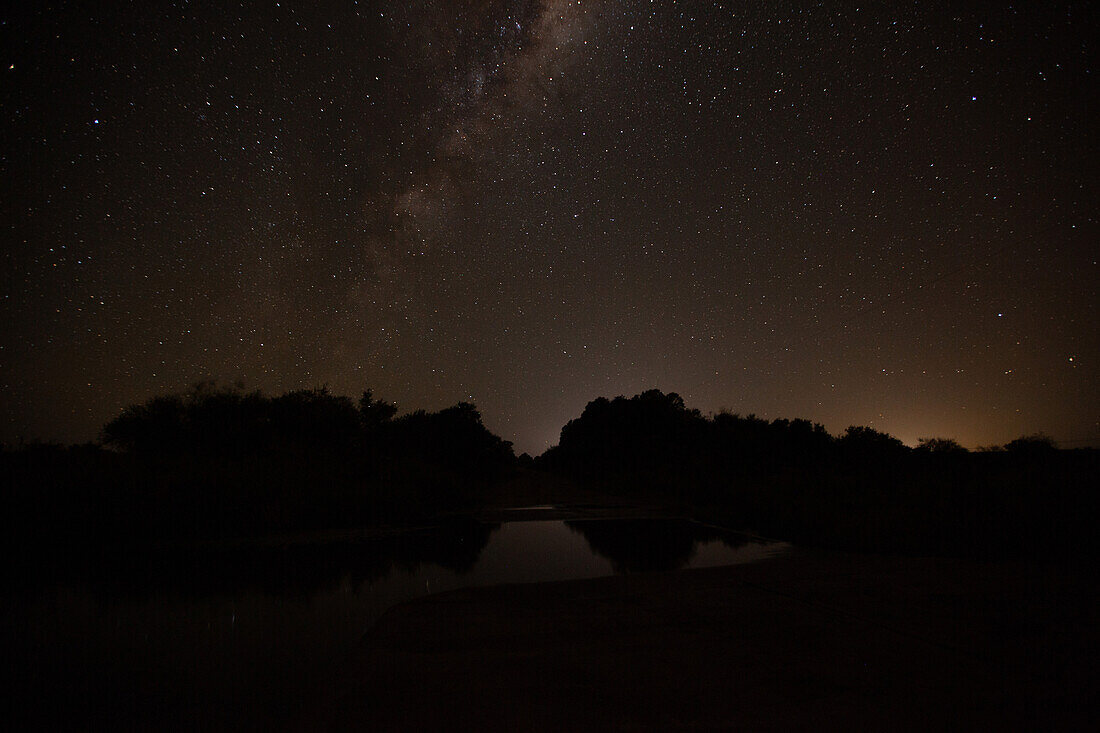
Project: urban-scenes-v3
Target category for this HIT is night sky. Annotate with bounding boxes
[2,1,1096,454]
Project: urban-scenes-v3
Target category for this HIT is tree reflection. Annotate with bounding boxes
[8,519,500,600]
[564,519,747,573]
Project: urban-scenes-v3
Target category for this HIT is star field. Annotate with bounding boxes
[1,1,1096,453]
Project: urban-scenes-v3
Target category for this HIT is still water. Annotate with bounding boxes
[4,517,787,731]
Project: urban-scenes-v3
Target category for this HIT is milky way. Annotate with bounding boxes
[1,1,1096,453]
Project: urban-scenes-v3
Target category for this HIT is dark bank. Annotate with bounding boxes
[2,386,1097,730]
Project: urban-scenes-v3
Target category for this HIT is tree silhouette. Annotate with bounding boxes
[1004,433,1057,454]
[101,394,187,454]
[837,425,907,454]
[387,401,513,474]
[916,437,967,454]
[359,389,397,429]
[565,519,701,573]
[88,384,517,537]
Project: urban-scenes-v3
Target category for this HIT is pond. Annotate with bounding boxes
[4,515,788,731]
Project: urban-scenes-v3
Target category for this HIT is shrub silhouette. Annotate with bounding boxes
[541,389,1097,562]
[81,384,515,539]
[546,391,837,497]
[101,382,365,459]
[267,388,361,452]
[916,437,967,454]
[552,390,704,486]
[101,393,188,455]
[837,425,906,455]
[1004,433,1057,455]
[385,402,514,478]
[359,389,398,429]
[10,383,1096,563]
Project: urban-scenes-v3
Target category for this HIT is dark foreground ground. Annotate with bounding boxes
[301,548,1096,731]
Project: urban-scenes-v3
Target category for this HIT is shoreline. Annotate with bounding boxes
[305,548,1097,731]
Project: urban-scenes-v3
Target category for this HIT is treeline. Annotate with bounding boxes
[4,385,1096,562]
[1,383,513,548]
[539,390,1098,561]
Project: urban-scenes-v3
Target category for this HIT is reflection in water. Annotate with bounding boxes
[4,518,785,732]
[8,518,500,600]
[566,519,749,573]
